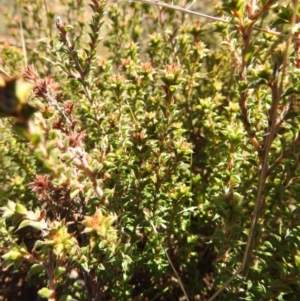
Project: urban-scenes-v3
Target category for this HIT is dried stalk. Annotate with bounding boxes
[241,0,299,277]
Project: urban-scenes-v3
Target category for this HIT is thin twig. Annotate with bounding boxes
[45,90,72,125]
[149,220,190,301]
[274,98,293,131]
[249,0,257,16]
[250,0,275,21]
[207,268,243,301]
[43,0,53,39]
[19,12,28,67]
[44,250,57,301]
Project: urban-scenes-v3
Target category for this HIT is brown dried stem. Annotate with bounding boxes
[241,0,299,278]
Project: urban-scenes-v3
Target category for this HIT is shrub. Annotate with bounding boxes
[1,0,300,300]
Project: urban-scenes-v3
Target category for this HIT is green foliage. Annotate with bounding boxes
[1,0,300,300]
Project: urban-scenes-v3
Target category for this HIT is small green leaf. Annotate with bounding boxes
[33,240,46,250]
[2,250,22,261]
[7,200,16,211]
[283,111,298,120]
[15,203,27,214]
[70,189,80,199]
[19,241,29,254]
[1,209,14,218]
[295,254,300,269]
[54,266,66,278]
[17,220,44,231]
[59,295,76,301]
[27,264,45,279]
[281,87,300,97]
[38,287,52,298]
[64,25,74,32]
